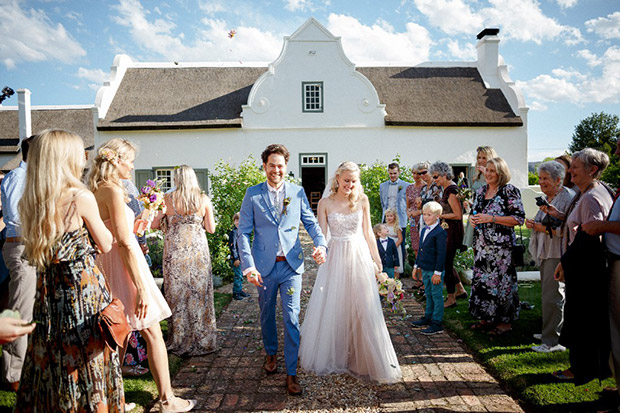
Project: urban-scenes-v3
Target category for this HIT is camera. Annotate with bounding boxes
[535,196,549,207]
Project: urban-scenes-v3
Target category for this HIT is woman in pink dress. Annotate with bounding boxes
[406,162,428,288]
[90,139,196,413]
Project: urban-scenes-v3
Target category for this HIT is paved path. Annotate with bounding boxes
[160,232,524,412]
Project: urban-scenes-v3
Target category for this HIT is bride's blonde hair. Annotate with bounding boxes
[171,165,205,214]
[329,161,363,210]
[19,130,87,271]
[89,138,136,193]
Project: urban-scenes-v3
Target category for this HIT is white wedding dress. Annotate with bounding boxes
[299,209,402,383]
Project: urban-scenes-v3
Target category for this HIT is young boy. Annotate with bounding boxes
[373,223,399,279]
[411,201,447,335]
[229,212,249,300]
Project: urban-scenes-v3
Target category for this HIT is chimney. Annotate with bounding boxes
[17,89,31,142]
[476,28,500,83]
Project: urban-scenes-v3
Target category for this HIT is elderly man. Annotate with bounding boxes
[1,137,36,392]
[379,162,410,275]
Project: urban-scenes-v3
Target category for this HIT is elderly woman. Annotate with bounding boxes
[552,148,612,384]
[525,161,575,353]
[406,162,429,288]
[470,157,525,335]
[464,146,498,247]
[429,161,468,308]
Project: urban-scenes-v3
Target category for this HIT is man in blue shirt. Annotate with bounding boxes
[1,137,36,392]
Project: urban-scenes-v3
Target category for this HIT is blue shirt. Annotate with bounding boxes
[1,161,27,237]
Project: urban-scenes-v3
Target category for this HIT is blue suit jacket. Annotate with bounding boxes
[377,238,399,268]
[379,178,410,226]
[237,181,327,276]
[416,225,447,273]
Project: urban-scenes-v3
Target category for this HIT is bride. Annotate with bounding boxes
[299,161,402,383]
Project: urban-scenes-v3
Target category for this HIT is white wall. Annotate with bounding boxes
[98,124,528,188]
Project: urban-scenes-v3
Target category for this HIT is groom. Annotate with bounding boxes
[237,144,327,395]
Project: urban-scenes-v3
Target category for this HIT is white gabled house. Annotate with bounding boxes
[90,17,528,210]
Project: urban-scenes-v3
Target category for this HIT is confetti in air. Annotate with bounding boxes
[228,29,237,38]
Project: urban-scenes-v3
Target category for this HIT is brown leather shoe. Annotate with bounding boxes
[286,375,302,396]
[263,355,277,374]
[4,381,19,392]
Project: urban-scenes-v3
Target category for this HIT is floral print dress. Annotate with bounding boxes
[469,184,525,324]
[15,228,124,412]
[162,205,217,356]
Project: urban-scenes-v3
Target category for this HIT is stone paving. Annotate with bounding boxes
[158,232,524,412]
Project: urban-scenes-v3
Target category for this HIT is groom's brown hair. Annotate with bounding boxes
[261,144,290,164]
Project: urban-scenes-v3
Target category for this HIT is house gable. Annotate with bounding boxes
[241,17,385,129]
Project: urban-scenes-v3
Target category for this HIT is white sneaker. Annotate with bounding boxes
[532,344,566,353]
[533,333,542,340]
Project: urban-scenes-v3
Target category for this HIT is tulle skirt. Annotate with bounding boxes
[299,235,402,384]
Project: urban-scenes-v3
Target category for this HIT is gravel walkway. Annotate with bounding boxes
[158,231,524,412]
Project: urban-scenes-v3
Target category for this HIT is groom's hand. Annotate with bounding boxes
[247,270,263,287]
[311,246,326,265]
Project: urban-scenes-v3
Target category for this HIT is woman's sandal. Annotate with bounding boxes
[412,280,424,290]
[122,365,149,377]
[158,397,197,413]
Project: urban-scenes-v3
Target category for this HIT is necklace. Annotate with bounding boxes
[485,185,499,199]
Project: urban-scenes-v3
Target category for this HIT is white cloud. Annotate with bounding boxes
[326,14,432,64]
[412,0,583,45]
[527,101,548,111]
[446,39,477,60]
[577,49,602,67]
[585,12,620,40]
[518,46,620,105]
[77,67,109,91]
[198,0,225,15]
[112,0,282,62]
[0,0,85,69]
[284,0,314,12]
[555,0,578,8]
[412,0,483,35]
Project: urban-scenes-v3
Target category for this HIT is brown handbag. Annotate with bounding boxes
[99,297,131,351]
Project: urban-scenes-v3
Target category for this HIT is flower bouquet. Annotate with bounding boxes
[377,273,406,316]
[456,182,472,203]
[134,179,166,236]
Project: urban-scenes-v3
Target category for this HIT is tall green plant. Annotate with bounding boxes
[209,157,265,281]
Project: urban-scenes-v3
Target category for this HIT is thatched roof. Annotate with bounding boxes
[0,107,95,170]
[358,67,522,127]
[98,67,267,130]
[97,65,522,130]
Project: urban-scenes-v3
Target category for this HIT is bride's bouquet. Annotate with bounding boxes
[377,272,406,316]
[135,179,166,236]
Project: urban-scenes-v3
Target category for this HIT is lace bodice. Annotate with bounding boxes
[328,210,362,239]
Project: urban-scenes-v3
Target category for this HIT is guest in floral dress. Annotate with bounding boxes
[154,165,217,356]
[15,130,124,412]
[469,157,525,335]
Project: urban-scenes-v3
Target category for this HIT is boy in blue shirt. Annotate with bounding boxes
[411,201,447,335]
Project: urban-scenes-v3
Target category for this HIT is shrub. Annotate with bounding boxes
[146,233,164,277]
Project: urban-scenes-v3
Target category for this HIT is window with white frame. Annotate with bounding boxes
[301,155,326,166]
[155,168,174,191]
[302,82,323,113]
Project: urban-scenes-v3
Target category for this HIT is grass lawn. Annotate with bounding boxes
[0,291,232,413]
[444,281,618,412]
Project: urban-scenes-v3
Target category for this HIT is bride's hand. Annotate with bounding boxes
[135,289,149,320]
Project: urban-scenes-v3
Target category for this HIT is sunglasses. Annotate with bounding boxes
[432,175,439,179]
[414,171,428,175]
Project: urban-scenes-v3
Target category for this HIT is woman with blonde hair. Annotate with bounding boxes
[464,146,498,247]
[15,130,124,411]
[90,139,196,412]
[300,161,402,383]
[153,165,217,356]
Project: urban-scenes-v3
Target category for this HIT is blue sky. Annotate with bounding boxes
[1,0,619,161]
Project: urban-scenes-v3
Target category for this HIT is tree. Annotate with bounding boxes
[568,112,620,186]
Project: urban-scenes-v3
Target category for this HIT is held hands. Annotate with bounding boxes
[470,213,492,226]
[525,219,535,230]
[312,247,327,265]
[554,262,565,282]
[247,271,264,288]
